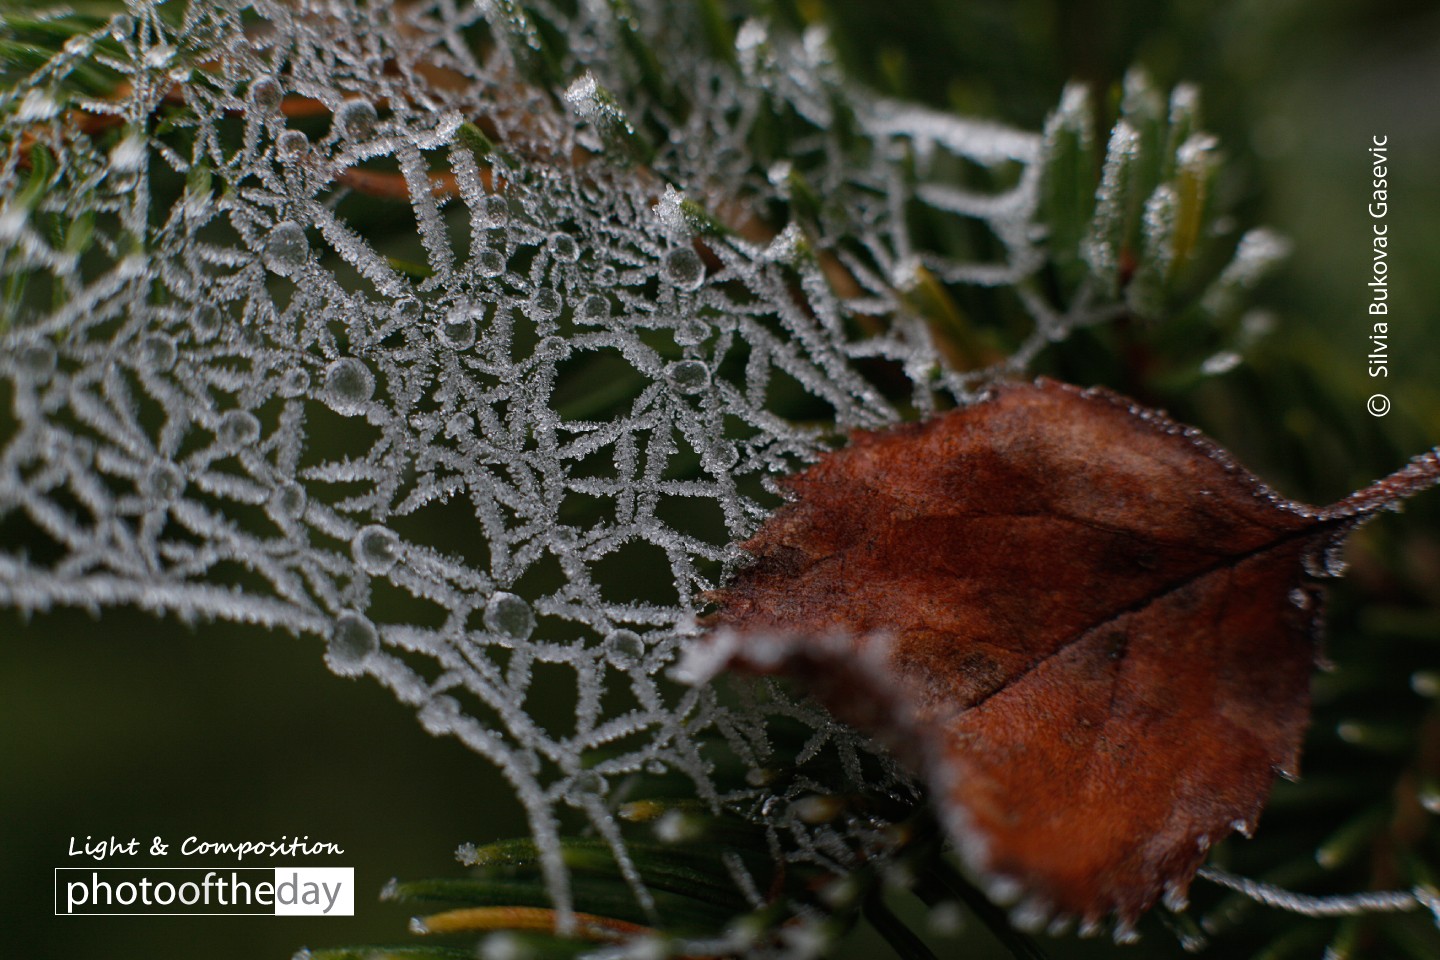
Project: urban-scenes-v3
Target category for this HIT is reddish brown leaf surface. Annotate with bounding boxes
[696,378,1440,932]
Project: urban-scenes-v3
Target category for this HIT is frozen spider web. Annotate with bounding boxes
[0,0,1135,939]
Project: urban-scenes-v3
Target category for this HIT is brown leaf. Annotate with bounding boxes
[693,378,1440,934]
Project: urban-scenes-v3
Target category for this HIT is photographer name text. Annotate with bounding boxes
[1367,134,1392,417]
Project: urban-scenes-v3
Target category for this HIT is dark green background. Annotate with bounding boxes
[1,606,528,957]
[4,1,1440,958]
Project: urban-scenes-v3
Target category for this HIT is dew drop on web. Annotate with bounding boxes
[322,358,375,416]
[265,221,309,273]
[578,293,610,323]
[483,592,535,641]
[248,77,283,115]
[144,463,185,502]
[666,359,710,394]
[138,334,177,372]
[18,343,56,377]
[353,525,400,575]
[603,629,645,668]
[276,130,309,162]
[270,482,307,518]
[549,233,580,263]
[438,306,478,350]
[277,367,310,399]
[335,99,378,141]
[663,247,705,290]
[216,410,261,451]
[327,613,379,675]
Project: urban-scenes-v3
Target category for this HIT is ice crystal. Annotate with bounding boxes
[0,0,1130,933]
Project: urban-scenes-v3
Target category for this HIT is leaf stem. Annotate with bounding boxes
[1326,448,1440,518]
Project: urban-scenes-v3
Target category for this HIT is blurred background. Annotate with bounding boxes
[4,1,1440,957]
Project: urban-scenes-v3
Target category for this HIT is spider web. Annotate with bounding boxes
[0,0,1101,936]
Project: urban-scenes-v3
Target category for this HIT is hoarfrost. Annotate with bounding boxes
[1083,120,1141,296]
[0,0,1121,937]
[1203,228,1293,318]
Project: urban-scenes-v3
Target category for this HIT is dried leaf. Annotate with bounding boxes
[693,378,1440,932]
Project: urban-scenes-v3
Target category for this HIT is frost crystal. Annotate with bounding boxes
[0,0,1110,932]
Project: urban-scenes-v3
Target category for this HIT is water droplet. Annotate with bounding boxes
[0,207,32,240]
[278,367,310,398]
[655,809,702,844]
[16,89,61,123]
[138,334,176,372]
[578,294,610,322]
[419,695,460,734]
[0,211,30,245]
[144,463,185,502]
[191,303,222,340]
[109,14,133,41]
[1412,672,1440,698]
[353,525,400,575]
[594,265,617,287]
[750,771,784,795]
[63,35,92,56]
[276,130,309,160]
[1322,541,1349,577]
[704,440,739,472]
[623,936,667,960]
[480,195,510,228]
[248,77,283,114]
[665,360,710,394]
[535,336,567,361]
[1288,588,1311,610]
[437,306,478,350]
[327,613,378,676]
[549,233,580,263]
[265,221,309,273]
[663,247,705,290]
[335,99,378,141]
[527,289,562,320]
[603,629,645,668]
[270,482,307,518]
[109,134,147,174]
[478,931,527,960]
[445,413,473,437]
[17,343,57,377]
[216,410,261,451]
[1201,351,1242,376]
[483,592,535,641]
[570,771,606,797]
[476,248,505,277]
[143,43,175,68]
[674,319,708,346]
[393,297,422,321]
[322,358,375,416]
[1008,898,1052,933]
[793,794,843,823]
